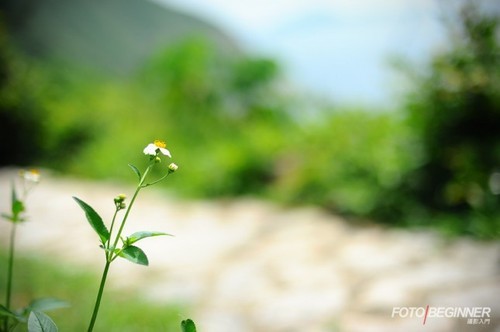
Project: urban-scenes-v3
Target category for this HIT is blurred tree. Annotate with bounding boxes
[0,19,46,166]
[0,0,36,30]
[401,3,499,234]
[140,39,292,196]
[0,17,95,168]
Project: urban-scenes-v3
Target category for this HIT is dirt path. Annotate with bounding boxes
[1,169,499,331]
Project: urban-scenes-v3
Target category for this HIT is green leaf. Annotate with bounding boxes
[0,304,18,319]
[11,184,25,220]
[28,298,70,312]
[128,164,142,180]
[11,183,18,207]
[126,231,171,246]
[181,319,197,332]
[118,245,149,266]
[28,311,58,332]
[73,197,110,244]
[12,199,25,216]
[1,213,14,221]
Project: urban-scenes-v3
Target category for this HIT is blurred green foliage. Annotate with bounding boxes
[0,26,45,166]
[394,5,500,237]
[0,3,498,238]
[0,22,97,168]
[268,111,418,217]
[0,251,183,331]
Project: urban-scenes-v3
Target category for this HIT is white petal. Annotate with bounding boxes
[159,147,172,157]
[143,144,157,156]
[24,171,41,183]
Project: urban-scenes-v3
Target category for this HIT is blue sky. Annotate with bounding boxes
[153,0,457,106]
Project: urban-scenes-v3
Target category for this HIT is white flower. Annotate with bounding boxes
[143,140,171,157]
[19,169,41,183]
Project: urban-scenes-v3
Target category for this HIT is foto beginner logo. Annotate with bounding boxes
[392,306,491,326]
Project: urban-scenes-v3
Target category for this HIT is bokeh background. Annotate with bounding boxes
[0,0,499,330]
[1,0,499,237]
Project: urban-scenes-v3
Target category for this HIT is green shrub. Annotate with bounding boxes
[396,4,500,237]
[268,110,419,217]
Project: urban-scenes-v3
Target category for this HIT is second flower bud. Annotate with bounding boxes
[114,194,127,210]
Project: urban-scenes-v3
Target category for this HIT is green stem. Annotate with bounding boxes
[87,261,111,332]
[4,223,16,331]
[110,165,152,261]
[142,171,171,188]
[106,209,119,261]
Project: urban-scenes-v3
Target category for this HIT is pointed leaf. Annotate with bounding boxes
[73,197,109,244]
[181,319,197,332]
[0,304,18,319]
[11,184,25,219]
[12,200,25,216]
[126,231,171,245]
[1,213,14,221]
[28,311,58,332]
[128,164,142,180]
[28,298,70,312]
[11,181,17,202]
[118,245,149,266]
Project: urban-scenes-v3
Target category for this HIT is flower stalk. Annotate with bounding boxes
[3,223,17,331]
[80,141,177,332]
[2,169,42,331]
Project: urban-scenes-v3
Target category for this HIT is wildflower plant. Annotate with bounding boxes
[1,170,67,332]
[73,140,180,331]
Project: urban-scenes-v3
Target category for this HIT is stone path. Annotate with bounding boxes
[1,169,499,331]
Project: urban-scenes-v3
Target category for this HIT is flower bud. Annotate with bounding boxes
[168,163,179,173]
[114,193,127,208]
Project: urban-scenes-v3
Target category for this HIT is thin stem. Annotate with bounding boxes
[110,164,152,261]
[142,171,171,188]
[87,261,111,332]
[4,223,17,331]
[106,209,119,261]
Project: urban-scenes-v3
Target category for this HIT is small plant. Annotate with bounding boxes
[73,140,183,331]
[1,170,68,332]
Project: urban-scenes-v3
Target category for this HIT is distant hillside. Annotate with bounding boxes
[1,0,240,76]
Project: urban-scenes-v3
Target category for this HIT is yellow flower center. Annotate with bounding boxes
[154,140,167,149]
